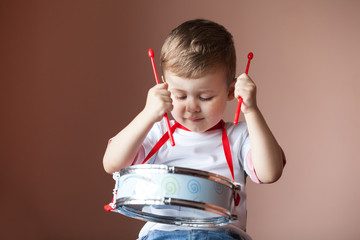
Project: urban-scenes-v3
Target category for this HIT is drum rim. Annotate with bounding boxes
[116,197,232,218]
[114,197,238,227]
[120,164,240,190]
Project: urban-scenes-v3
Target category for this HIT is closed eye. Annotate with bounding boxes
[199,96,214,101]
[176,95,187,100]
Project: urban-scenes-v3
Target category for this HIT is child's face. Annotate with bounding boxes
[164,67,234,132]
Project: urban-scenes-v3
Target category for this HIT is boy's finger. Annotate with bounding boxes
[237,73,251,81]
[156,82,169,89]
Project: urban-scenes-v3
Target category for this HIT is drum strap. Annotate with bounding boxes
[141,120,236,182]
[141,121,181,164]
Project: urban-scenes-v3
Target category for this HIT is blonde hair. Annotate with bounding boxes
[160,19,236,85]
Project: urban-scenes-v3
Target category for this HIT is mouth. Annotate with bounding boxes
[187,117,204,122]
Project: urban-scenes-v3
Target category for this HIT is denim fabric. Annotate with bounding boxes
[139,229,244,240]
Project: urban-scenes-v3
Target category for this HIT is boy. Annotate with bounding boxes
[103,19,285,240]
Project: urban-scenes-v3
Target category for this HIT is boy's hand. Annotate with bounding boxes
[143,83,173,123]
[234,73,258,114]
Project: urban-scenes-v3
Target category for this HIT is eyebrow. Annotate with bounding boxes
[170,88,215,94]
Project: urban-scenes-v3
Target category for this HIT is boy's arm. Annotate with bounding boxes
[235,74,284,183]
[244,108,283,183]
[103,83,173,174]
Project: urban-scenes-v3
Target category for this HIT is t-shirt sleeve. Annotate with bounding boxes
[239,133,262,183]
[244,150,262,183]
[132,120,167,165]
[231,122,261,184]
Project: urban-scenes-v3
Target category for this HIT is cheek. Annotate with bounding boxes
[170,101,183,115]
[207,100,227,116]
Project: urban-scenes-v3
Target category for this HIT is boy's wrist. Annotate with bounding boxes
[243,106,260,118]
[139,108,160,127]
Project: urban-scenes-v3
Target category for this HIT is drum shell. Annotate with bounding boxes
[117,167,234,213]
[110,164,240,227]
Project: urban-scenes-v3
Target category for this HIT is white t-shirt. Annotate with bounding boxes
[132,119,258,240]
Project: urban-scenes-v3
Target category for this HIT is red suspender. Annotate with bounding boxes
[141,121,180,164]
[142,120,235,182]
[220,121,235,182]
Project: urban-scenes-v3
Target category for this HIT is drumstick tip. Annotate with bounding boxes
[148,49,154,58]
[248,52,254,60]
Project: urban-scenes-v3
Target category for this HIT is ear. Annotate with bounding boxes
[227,78,236,101]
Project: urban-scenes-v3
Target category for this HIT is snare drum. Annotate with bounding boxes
[106,164,241,227]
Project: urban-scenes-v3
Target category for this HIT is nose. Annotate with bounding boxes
[186,98,200,113]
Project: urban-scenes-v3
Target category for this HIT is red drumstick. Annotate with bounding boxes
[148,49,175,146]
[233,52,254,125]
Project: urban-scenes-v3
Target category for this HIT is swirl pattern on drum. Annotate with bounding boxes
[214,182,224,195]
[161,176,180,196]
[187,179,201,194]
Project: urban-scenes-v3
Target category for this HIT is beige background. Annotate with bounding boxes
[1,0,359,239]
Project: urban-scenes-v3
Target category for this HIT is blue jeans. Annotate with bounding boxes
[139,229,244,240]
